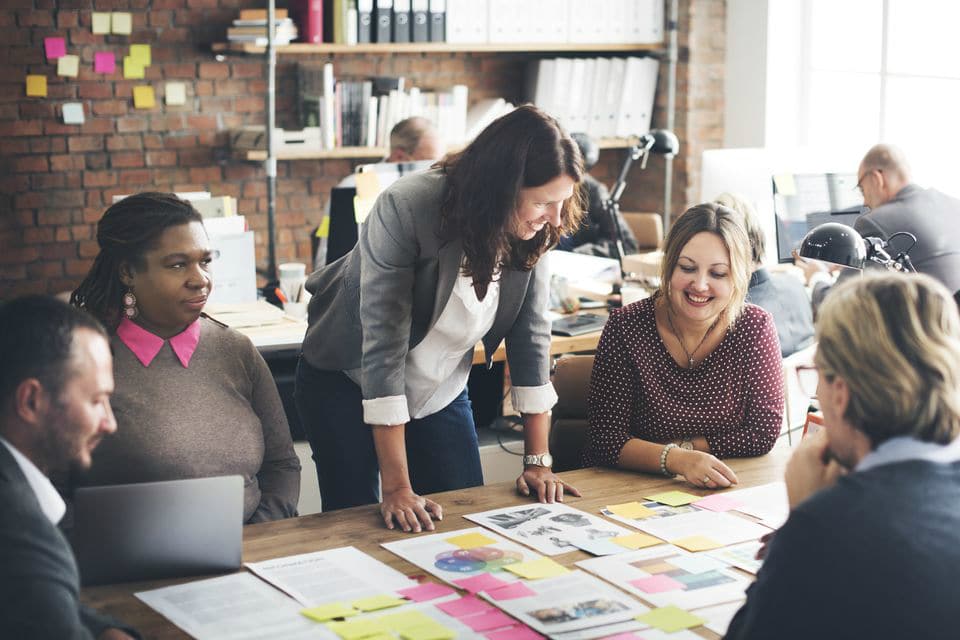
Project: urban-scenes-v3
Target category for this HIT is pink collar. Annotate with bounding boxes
[116,318,201,368]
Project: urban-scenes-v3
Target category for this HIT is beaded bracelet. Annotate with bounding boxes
[660,443,678,477]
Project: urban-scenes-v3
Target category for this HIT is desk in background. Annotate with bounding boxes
[80,445,792,640]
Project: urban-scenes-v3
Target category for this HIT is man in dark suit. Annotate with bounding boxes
[854,144,960,295]
[0,296,137,639]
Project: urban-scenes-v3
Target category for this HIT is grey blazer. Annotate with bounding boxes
[854,184,960,295]
[302,169,553,401]
[0,444,136,639]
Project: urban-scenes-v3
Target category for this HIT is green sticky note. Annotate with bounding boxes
[611,532,661,550]
[351,594,407,612]
[400,623,457,640]
[636,605,705,633]
[671,535,723,552]
[504,557,569,580]
[327,618,389,640]
[129,44,151,66]
[445,532,497,549]
[112,12,132,35]
[607,501,656,519]
[643,490,699,507]
[378,610,436,632]
[123,56,144,79]
[301,602,358,622]
[92,12,111,34]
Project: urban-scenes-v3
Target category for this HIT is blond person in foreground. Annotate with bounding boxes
[727,273,960,640]
[583,203,784,487]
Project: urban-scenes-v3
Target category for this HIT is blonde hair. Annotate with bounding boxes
[816,273,960,445]
[658,202,752,325]
[714,192,764,264]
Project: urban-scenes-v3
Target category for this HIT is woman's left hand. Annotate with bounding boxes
[516,467,582,503]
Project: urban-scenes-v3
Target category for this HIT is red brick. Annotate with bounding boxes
[31,173,65,189]
[68,136,104,152]
[0,246,40,265]
[163,63,196,78]
[194,81,214,97]
[116,117,148,133]
[86,153,109,170]
[106,135,143,151]
[18,10,54,27]
[78,240,100,257]
[55,227,72,242]
[50,155,86,171]
[188,166,222,183]
[153,0,186,7]
[14,156,49,173]
[65,258,93,277]
[92,100,128,116]
[111,152,144,168]
[198,63,229,79]
[20,102,57,119]
[0,120,43,136]
[145,150,177,167]
[164,134,198,149]
[176,148,213,166]
[185,115,217,130]
[119,169,152,185]
[70,225,92,240]
[234,96,263,113]
[23,227,55,243]
[83,171,117,188]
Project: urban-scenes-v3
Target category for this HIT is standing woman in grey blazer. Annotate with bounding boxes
[296,105,585,532]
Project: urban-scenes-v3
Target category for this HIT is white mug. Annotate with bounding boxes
[278,262,307,302]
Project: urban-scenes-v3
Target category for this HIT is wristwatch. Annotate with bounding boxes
[523,452,554,468]
[679,439,694,451]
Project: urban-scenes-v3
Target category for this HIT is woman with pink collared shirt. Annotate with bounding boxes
[70,193,300,523]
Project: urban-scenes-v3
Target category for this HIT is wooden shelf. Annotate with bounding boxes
[235,136,642,162]
[213,42,662,56]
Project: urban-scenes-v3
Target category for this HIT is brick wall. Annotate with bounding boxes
[0,1,725,299]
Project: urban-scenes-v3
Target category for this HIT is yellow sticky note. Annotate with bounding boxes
[504,557,570,580]
[607,501,656,519]
[773,173,797,196]
[129,44,151,66]
[132,85,155,109]
[26,75,47,97]
[112,12,132,35]
[671,535,723,552]
[643,491,699,507]
[611,532,662,550]
[378,610,436,632]
[123,57,144,79]
[327,618,389,640]
[351,595,407,612]
[445,532,497,549]
[315,215,330,238]
[300,602,358,622]
[636,605,705,633]
[165,81,186,106]
[92,12,111,34]
[400,624,456,640]
[57,54,79,78]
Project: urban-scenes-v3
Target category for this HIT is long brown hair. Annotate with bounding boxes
[438,105,584,290]
[70,192,203,331]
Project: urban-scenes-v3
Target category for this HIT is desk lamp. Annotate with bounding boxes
[798,222,917,272]
[604,129,680,263]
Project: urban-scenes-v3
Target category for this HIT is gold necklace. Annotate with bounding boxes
[666,307,721,368]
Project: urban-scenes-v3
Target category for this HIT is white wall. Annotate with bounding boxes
[724,0,770,148]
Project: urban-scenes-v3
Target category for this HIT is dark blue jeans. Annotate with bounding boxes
[294,356,484,511]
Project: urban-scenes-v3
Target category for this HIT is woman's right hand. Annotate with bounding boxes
[380,486,443,533]
[667,448,738,489]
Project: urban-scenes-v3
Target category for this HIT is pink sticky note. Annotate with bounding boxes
[451,573,512,594]
[692,494,745,512]
[44,37,66,60]
[485,624,543,640]
[435,596,495,618]
[397,582,456,603]
[486,582,536,601]
[462,610,517,632]
[94,51,115,74]
[630,574,686,594]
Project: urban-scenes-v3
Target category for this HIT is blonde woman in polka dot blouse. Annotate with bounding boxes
[583,203,784,488]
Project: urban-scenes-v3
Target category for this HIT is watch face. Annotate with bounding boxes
[540,453,553,468]
[681,441,694,450]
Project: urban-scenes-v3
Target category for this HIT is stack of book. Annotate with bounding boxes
[227,8,298,45]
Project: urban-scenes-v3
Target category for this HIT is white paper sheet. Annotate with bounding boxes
[464,503,633,556]
[135,573,336,639]
[704,540,765,575]
[697,600,746,637]
[480,570,649,635]
[576,544,751,611]
[617,510,772,547]
[723,481,791,529]
[245,546,415,607]
[382,526,542,586]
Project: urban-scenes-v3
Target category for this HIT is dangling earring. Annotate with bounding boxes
[122,288,138,320]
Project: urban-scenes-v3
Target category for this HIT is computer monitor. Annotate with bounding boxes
[773,172,864,263]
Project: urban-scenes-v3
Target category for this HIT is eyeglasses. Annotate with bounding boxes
[855,169,882,195]
[795,364,820,399]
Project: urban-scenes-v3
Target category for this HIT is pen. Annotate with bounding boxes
[274,287,288,304]
[295,282,303,303]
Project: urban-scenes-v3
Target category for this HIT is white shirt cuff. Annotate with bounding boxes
[362,395,410,426]
[511,382,558,415]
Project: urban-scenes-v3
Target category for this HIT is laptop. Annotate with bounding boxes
[552,313,607,336]
[71,475,243,586]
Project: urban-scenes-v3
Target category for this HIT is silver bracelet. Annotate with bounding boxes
[660,443,678,477]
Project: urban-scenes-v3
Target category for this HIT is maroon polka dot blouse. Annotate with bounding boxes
[583,296,785,467]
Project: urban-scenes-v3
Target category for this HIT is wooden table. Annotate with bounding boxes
[81,445,793,639]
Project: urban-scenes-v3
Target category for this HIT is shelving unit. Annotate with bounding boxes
[212,42,662,55]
